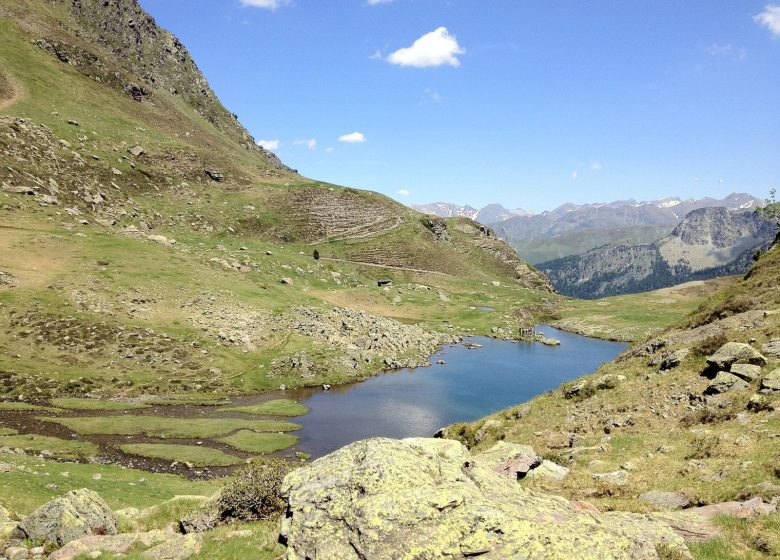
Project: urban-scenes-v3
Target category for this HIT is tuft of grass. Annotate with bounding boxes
[218,399,308,417]
[119,444,243,467]
[0,433,99,460]
[50,398,150,411]
[217,430,298,454]
[0,428,18,435]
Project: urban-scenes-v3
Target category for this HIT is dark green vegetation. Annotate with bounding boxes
[50,398,150,410]
[0,433,98,459]
[218,399,308,417]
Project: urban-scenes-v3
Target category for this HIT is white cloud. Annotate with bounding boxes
[370,50,383,60]
[590,161,603,172]
[257,139,280,151]
[339,131,366,143]
[294,138,317,150]
[367,0,393,4]
[707,43,747,60]
[325,147,335,153]
[387,27,465,68]
[240,0,290,9]
[755,4,780,37]
[397,189,411,196]
[571,171,578,180]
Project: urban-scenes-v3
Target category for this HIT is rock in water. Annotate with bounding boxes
[280,437,690,559]
[10,489,117,548]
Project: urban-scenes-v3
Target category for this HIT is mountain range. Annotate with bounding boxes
[539,207,778,298]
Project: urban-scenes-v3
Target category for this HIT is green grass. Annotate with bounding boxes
[41,416,300,438]
[0,434,99,460]
[218,399,309,417]
[0,402,63,413]
[119,444,244,467]
[144,397,231,407]
[217,430,299,454]
[0,428,18,436]
[0,451,221,514]
[50,398,150,411]
[688,513,780,559]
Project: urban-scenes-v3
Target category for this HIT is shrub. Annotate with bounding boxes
[693,333,728,357]
[216,458,298,522]
[312,249,320,260]
[685,434,719,460]
[679,406,734,428]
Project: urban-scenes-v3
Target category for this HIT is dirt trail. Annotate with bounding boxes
[319,257,451,276]
[0,72,24,111]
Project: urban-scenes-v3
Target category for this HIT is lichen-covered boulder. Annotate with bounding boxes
[10,489,117,548]
[706,342,767,372]
[760,368,780,394]
[705,371,749,394]
[280,437,690,559]
[639,491,691,511]
[729,363,762,382]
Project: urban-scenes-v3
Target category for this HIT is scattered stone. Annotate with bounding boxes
[147,235,175,247]
[48,530,168,560]
[0,271,19,287]
[525,460,570,481]
[592,470,630,486]
[639,491,691,511]
[67,119,79,126]
[204,169,224,182]
[706,342,767,372]
[281,438,689,559]
[761,339,780,359]
[10,489,117,548]
[127,146,145,157]
[760,368,780,394]
[596,373,625,390]
[280,277,293,285]
[110,168,122,176]
[729,363,762,382]
[705,371,749,395]
[538,336,561,346]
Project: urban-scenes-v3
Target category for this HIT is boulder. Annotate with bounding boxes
[473,441,540,479]
[280,437,690,559]
[706,342,767,372]
[705,371,748,395]
[656,497,776,542]
[204,169,224,182]
[592,470,630,486]
[127,146,145,157]
[761,338,780,359]
[760,368,780,394]
[729,363,762,382]
[659,348,690,371]
[639,491,691,511]
[10,489,117,548]
[525,459,570,481]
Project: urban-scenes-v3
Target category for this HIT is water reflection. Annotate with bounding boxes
[290,326,625,458]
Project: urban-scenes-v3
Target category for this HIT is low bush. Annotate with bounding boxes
[216,458,298,522]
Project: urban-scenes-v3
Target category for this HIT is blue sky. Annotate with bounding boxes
[140,0,780,212]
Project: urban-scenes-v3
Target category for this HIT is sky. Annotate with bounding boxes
[140,0,780,212]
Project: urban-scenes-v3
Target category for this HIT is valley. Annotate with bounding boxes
[0,1,778,559]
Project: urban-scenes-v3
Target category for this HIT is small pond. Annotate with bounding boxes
[284,326,626,457]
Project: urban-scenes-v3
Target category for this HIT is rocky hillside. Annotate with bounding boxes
[540,208,777,298]
[437,239,780,558]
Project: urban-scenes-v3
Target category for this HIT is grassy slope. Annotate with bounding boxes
[443,244,780,559]
[0,0,554,402]
[552,277,737,342]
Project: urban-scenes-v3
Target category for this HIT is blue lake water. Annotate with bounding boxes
[290,326,626,457]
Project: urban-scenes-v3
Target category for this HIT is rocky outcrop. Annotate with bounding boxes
[9,489,117,548]
[280,437,690,559]
[706,342,767,372]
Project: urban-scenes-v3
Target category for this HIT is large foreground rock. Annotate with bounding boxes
[281,437,690,559]
[10,489,117,548]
